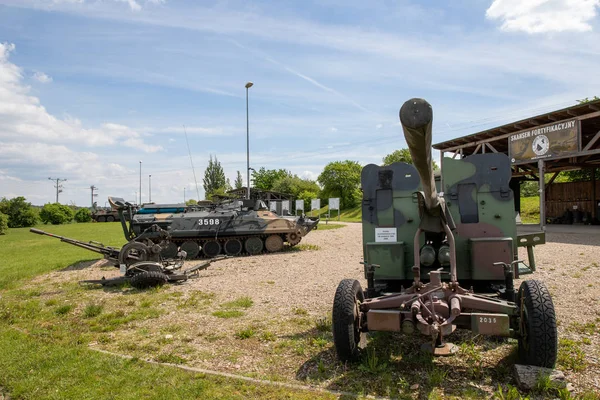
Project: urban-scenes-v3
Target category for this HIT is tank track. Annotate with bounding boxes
[154,233,301,259]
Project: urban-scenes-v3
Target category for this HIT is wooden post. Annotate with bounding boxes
[538,159,546,231]
[593,166,597,220]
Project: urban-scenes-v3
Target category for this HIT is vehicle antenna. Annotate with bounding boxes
[183,125,201,201]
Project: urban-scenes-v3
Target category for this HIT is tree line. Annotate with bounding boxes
[198,148,428,210]
[0,197,93,235]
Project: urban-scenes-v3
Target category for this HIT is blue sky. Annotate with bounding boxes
[0,0,599,206]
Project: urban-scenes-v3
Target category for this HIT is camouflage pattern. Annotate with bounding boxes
[332,99,556,367]
[112,198,319,258]
[361,143,540,291]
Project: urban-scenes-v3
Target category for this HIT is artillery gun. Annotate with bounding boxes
[30,227,226,289]
[110,197,319,259]
[332,98,557,368]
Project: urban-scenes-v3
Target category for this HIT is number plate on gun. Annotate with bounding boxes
[471,313,509,336]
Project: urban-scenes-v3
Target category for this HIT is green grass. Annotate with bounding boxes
[0,327,332,400]
[0,223,336,399]
[307,205,361,222]
[520,196,540,224]
[212,310,245,319]
[221,296,254,309]
[0,222,126,290]
[314,223,345,230]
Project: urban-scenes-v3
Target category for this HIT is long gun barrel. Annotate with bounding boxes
[30,228,121,263]
[399,98,439,211]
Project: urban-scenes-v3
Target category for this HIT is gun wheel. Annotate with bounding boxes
[130,271,168,289]
[265,235,284,252]
[517,280,558,368]
[119,242,153,267]
[286,230,302,246]
[106,216,115,222]
[332,279,365,362]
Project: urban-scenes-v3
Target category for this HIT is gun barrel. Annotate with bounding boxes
[29,228,120,261]
[399,98,439,210]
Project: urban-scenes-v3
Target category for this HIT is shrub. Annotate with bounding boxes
[74,208,92,223]
[0,212,8,235]
[39,203,74,225]
[0,196,39,228]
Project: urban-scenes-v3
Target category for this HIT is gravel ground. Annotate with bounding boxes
[30,223,600,395]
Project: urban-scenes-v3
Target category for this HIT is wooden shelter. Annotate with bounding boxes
[434,99,600,229]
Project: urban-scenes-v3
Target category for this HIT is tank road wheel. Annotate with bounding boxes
[130,271,168,289]
[119,242,152,267]
[265,235,284,253]
[332,279,365,362]
[244,237,263,255]
[203,240,222,258]
[285,230,302,246]
[517,280,558,368]
[97,216,106,222]
[180,241,200,259]
[106,215,115,222]
[160,242,179,259]
[224,239,242,256]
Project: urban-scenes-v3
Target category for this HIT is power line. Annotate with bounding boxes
[183,125,201,201]
[48,177,67,203]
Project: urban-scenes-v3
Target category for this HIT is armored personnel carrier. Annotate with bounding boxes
[110,197,319,259]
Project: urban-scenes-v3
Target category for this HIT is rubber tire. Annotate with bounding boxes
[160,242,179,259]
[332,279,365,362]
[203,240,222,258]
[130,271,168,289]
[97,216,106,222]
[244,237,263,255]
[224,239,242,256]
[180,241,200,259]
[265,235,284,252]
[517,280,558,368]
[106,215,115,222]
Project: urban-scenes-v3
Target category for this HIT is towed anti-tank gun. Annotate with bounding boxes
[332,98,557,368]
[30,227,227,289]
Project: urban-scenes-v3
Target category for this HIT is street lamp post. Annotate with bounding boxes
[245,81,254,199]
[139,161,142,205]
[149,174,152,203]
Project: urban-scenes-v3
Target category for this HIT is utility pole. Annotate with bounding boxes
[48,177,67,203]
[184,187,186,203]
[139,161,142,205]
[90,185,98,208]
[149,175,152,203]
[245,81,254,199]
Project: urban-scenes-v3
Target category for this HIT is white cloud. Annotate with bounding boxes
[32,71,53,83]
[300,170,318,181]
[486,0,600,33]
[375,123,383,129]
[160,126,233,136]
[0,43,161,152]
[329,127,338,132]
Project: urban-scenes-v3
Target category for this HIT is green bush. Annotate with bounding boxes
[0,212,8,235]
[74,208,92,223]
[39,203,74,225]
[0,196,39,228]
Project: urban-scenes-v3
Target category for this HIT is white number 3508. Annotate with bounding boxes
[199,218,220,226]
